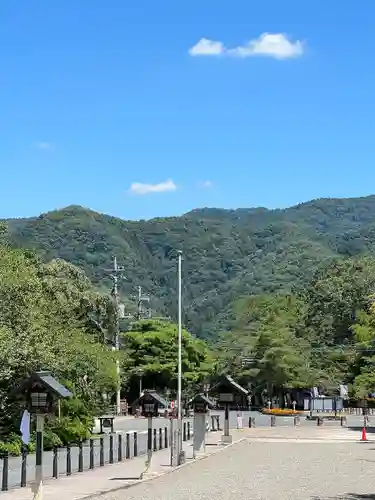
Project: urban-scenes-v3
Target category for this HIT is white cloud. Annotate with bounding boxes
[188,38,225,56]
[199,180,213,188]
[189,33,304,60]
[34,141,54,151]
[128,179,177,195]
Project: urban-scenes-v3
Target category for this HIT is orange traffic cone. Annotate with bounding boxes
[361,427,368,441]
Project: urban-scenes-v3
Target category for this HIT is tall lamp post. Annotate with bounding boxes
[177,250,183,465]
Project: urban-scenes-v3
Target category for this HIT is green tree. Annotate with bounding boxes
[0,246,118,445]
[350,305,375,397]
[121,319,214,402]
[215,294,313,404]
[303,256,375,347]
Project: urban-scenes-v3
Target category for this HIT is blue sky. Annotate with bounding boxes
[1,1,375,220]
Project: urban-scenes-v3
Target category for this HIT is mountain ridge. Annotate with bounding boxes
[7,192,375,223]
[5,193,375,340]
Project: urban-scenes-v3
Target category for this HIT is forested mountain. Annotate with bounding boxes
[5,194,375,341]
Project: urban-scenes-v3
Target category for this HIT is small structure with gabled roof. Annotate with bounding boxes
[15,370,72,414]
[211,375,249,410]
[132,389,167,417]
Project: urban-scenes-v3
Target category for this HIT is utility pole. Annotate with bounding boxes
[177,250,183,464]
[137,286,150,320]
[106,256,125,416]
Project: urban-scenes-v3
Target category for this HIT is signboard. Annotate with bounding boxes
[102,418,112,428]
[219,393,234,403]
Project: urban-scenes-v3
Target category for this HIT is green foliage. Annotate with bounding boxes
[48,417,90,445]
[215,294,312,400]
[214,255,375,403]
[41,429,63,450]
[0,238,118,444]
[0,439,22,457]
[9,196,375,341]
[303,256,375,346]
[122,319,214,400]
[6,196,375,408]
[349,306,375,397]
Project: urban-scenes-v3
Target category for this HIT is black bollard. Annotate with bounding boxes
[340,416,347,427]
[118,433,123,462]
[89,439,94,469]
[134,432,138,457]
[183,422,187,441]
[211,415,215,431]
[147,425,153,460]
[317,417,324,426]
[53,446,58,478]
[1,452,9,491]
[126,433,130,459]
[66,445,72,476]
[271,416,276,427]
[187,421,191,440]
[164,427,168,448]
[78,441,83,472]
[21,446,27,487]
[159,428,163,449]
[109,435,114,464]
[100,437,104,466]
[153,428,157,451]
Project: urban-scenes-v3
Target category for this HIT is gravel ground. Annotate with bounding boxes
[99,439,375,500]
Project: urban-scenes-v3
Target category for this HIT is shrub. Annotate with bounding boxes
[0,432,36,456]
[41,430,63,450]
[0,440,21,457]
[49,417,90,445]
[262,408,303,415]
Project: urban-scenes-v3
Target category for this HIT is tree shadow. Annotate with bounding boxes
[109,476,141,480]
[312,495,375,499]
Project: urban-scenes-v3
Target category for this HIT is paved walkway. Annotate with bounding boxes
[2,425,373,500]
[98,435,375,500]
[0,432,231,500]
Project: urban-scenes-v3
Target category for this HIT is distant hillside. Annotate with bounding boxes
[5,195,375,341]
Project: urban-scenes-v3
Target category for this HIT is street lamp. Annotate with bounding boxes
[15,371,72,500]
[137,390,167,476]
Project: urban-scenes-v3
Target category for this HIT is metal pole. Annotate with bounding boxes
[177,250,183,464]
[32,414,44,500]
[170,418,175,466]
[113,257,121,416]
[138,286,142,320]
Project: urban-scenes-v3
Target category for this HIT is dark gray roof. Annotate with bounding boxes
[211,375,248,395]
[189,393,215,408]
[16,371,72,398]
[132,389,167,408]
[37,372,73,398]
[224,375,248,395]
